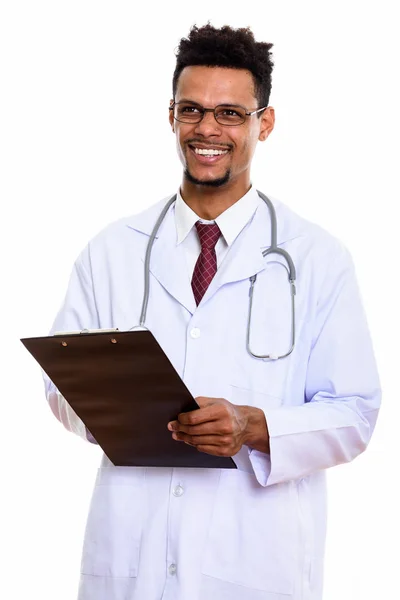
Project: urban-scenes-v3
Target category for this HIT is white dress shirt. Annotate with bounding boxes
[175,185,261,279]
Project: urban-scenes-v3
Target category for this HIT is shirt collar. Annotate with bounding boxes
[175,185,261,246]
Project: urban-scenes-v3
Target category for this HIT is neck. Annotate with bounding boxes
[180,177,251,220]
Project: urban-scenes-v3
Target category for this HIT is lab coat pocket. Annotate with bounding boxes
[80,467,145,578]
[202,471,298,594]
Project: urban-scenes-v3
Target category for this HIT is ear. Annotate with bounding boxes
[258,106,275,142]
[169,100,175,133]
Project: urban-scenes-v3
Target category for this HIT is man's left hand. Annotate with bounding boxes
[167,397,269,457]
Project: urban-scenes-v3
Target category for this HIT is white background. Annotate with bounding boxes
[1,1,399,598]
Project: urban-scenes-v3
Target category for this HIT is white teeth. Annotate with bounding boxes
[194,148,228,156]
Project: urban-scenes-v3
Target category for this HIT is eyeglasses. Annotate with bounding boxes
[169,101,268,126]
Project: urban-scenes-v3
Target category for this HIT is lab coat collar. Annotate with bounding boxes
[125,191,303,314]
[125,190,298,245]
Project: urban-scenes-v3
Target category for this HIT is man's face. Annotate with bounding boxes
[169,66,274,189]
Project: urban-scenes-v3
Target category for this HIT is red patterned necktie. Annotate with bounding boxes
[191,221,222,305]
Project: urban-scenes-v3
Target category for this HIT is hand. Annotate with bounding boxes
[167,396,269,457]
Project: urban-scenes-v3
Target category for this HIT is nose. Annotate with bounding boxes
[194,110,222,137]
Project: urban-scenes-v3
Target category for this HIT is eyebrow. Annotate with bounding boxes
[177,98,246,108]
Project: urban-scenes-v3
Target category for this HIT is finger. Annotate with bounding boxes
[168,414,220,432]
[173,432,231,447]
[171,421,226,435]
[177,405,221,426]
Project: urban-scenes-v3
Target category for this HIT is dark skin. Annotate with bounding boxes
[168,397,270,456]
[167,65,274,457]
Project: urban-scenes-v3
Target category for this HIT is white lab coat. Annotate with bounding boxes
[45,192,381,600]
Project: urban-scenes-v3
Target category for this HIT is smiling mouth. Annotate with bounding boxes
[188,144,230,163]
[192,147,229,156]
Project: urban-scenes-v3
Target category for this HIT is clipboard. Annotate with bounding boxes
[21,328,236,469]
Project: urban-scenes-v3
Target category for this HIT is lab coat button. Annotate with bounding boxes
[168,563,177,575]
[190,327,201,339]
[173,485,184,497]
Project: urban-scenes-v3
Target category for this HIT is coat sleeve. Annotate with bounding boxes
[44,247,100,443]
[248,243,381,486]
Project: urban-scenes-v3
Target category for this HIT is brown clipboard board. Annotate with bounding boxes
[21,329,236,469]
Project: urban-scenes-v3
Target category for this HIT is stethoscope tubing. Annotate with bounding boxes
[139,190,296,360]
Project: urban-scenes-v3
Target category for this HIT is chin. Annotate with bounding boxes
[185,168,231,188]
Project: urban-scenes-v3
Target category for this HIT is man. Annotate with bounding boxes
[45,24,381,600]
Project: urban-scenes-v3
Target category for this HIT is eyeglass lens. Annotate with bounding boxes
[174,103,247,125]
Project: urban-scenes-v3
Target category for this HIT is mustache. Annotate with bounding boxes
[185,139,233,150]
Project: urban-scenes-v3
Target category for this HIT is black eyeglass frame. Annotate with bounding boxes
[169,101,268,126]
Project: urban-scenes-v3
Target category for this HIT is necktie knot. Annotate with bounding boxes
[195,221,221,251]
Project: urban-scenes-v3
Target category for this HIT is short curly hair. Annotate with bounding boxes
[172,24,274,109]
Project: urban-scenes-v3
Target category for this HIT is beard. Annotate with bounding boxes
[184,167,231,188]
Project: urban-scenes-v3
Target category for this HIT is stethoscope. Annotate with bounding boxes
[137,190,297,361]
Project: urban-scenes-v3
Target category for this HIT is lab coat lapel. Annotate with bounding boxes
[200,201,272,305]
[148,224,196,315]
[127,198,196,315]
